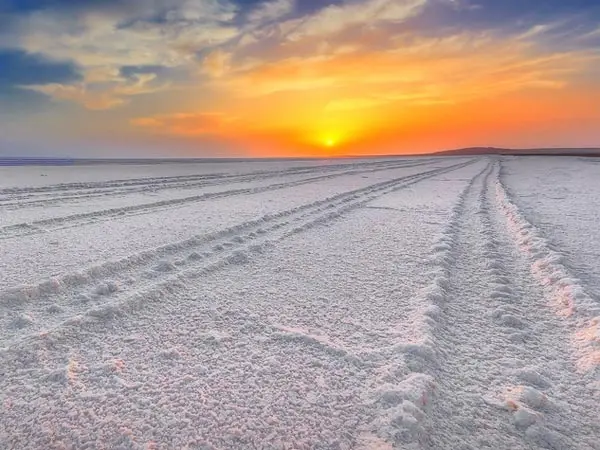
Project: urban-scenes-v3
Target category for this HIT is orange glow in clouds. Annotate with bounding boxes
[18,0,597,157]
[128,31,600,156]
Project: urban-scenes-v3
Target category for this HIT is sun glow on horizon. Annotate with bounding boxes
[315,127,349,150]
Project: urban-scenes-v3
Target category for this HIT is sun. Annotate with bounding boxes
[312,128,345,151]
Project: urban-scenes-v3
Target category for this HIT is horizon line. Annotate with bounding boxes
[2,146,600,166]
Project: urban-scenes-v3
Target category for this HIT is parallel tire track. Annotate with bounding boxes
[391,158,600,449]
[0,160,439,238]
[0,159,431,196]
[0,159,436,208]
[363,161,491,447]
[416,160,535,449]
[496,163,600,374]
[0,159,476,349]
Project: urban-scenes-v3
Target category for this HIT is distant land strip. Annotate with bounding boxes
[1,148,599,165]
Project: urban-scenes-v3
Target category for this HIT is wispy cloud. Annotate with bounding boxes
[285,0,426,40]
[131,112,235,136]
[5,0,243,108]
[201,49,233,78]
[23,70,168,109]
[246,0,295,25]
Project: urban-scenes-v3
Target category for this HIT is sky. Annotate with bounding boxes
[1,0,599,157]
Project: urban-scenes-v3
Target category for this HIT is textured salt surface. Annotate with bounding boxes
[1,156,598,449]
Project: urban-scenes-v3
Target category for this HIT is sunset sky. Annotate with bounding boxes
[1,0,599,157]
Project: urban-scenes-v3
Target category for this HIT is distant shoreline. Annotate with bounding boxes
[432,147,600,157]
[1,148,599,166]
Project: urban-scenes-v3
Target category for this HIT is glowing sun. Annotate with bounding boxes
[324,137,336,147]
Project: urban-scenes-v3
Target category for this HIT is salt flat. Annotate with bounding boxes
[0,157,598,449]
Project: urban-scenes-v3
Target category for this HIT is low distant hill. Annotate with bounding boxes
[434,147,600,157]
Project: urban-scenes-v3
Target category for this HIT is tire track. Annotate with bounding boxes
[496,162,600,374]
[0,159,436,208]
[0,159,476,349]
[361,160,492,447]
[394,159,600,449]
[0,159,426,195]
[418,160,535,449]
[0,160,439,238]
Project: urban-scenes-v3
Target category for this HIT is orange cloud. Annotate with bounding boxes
[25,73,167,110]
[129,73,600,157]
[131,113,235,136]
[120,6,600,156]
[223,35,595,100]
[201,50,232,78]
[170,28,597,154]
